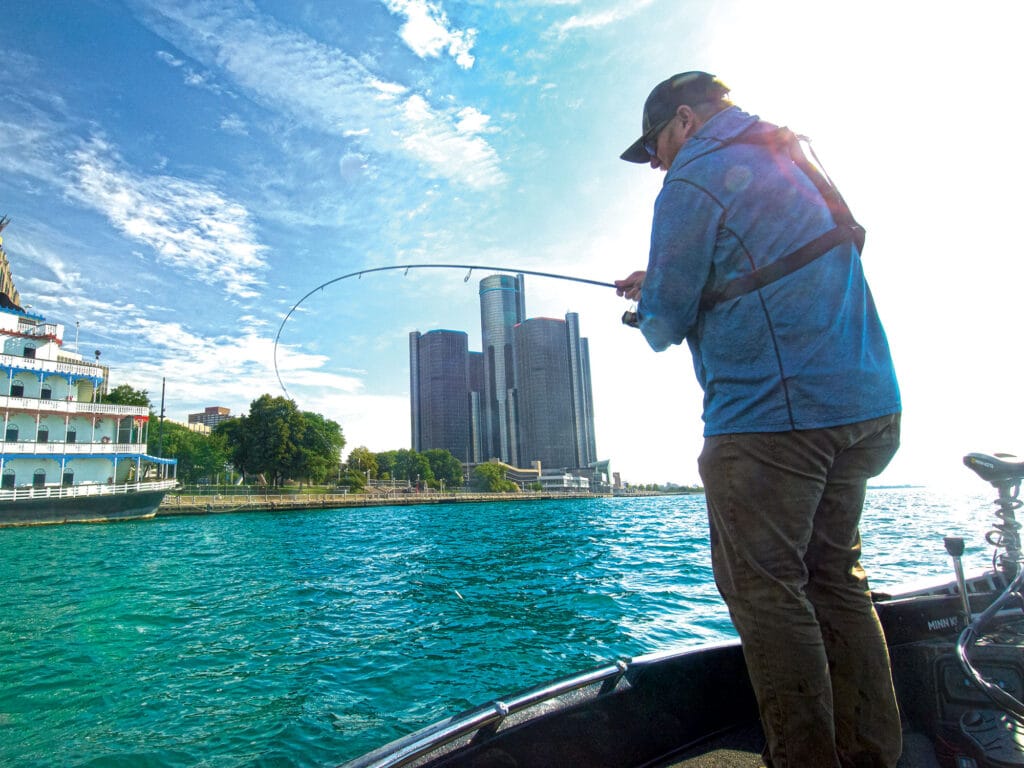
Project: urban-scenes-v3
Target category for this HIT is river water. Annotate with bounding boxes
[0,487,1001,767]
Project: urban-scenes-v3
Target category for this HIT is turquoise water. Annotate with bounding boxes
[0,489,997,767]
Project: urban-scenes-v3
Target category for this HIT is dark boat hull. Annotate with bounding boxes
[342,572,1024,768]
[0,487,169,527]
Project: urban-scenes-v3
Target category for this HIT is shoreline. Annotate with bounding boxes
[155,490,650,517]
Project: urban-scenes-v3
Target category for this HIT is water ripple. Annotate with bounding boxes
[0,489,996,766]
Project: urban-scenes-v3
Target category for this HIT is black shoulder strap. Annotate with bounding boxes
[698,127,865,311]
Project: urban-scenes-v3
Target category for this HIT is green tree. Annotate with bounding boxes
[214,417,249,478]
[373,449,434,487]
[226,395,303,486]
[341,468,367,491]
[293,410,345,485]
[393,448,433,487]
[347,446,378,480]
[375,450,396,481]
[104,383,150,407]
[469,462,518,493]
[423,449,464,488]
[216,396,344,487]
[158,420,231,484]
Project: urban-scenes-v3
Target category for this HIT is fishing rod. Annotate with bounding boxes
[273,263,620,399]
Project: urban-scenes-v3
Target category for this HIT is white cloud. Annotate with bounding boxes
[455,106,492,134]
[66,137,268,299]
[138,1,501,188]
[155,48,228,95]
[398,95,500,188]
[552,0,655,36]
[219,114,248,135]
[155,50,183,67]
[381,0,476,68]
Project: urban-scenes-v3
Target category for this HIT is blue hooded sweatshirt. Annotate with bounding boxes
[637,106,900,435]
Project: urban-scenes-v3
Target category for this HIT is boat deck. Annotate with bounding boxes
[660,723,940,768]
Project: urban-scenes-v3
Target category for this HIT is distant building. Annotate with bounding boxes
[409,274,603,483]
[513,315,595,470]
[479,273,524,464]
[168,418,211,435]
[188,406,232,429]
[410,330,472,462]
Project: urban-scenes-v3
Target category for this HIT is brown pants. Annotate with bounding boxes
[699,414,902,768]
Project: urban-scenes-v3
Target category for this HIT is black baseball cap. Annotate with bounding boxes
[620,71,731,163]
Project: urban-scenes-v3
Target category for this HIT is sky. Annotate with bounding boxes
[1,0,1021,489]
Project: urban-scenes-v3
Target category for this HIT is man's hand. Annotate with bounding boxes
[614,271,646,301]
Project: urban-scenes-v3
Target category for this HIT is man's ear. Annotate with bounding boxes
[675,104,699,137]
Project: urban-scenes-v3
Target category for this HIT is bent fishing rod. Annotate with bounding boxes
[273,263,623,399]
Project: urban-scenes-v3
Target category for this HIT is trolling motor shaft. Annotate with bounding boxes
[944,536,972,628]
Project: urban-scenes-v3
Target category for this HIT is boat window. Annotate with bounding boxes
[37,425,49,443]
[23,347,35,359]
[67,427,77,444]
[5,425,18,442]
[10,383,24,397]
[41,386,52,400]
[32,469,45,488]
[1,471,14,489]
[62,470,74,487]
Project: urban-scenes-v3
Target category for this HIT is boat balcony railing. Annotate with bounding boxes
[0,395,147,417]
[0,478,178,503]
[1,441,145,455]
[16,321,62,339]
[0,352,103,379]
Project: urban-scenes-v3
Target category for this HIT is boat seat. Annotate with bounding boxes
[964,452,1024,485]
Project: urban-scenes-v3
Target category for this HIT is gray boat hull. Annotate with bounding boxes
[0,487,169,526]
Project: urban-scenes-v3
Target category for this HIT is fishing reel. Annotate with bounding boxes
[621,308,640,328]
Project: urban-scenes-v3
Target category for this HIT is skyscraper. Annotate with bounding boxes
[566,313,597,468]
[478,274,524,464]
[409,274,598,475]
[513,314,596,470]
[409,330,472,462]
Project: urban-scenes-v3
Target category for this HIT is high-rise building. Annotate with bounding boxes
[409,274,598,475]
[513,314,596,470]
[513,317,575,469]
[409,330,472,462]
[566,313,597,468]
[478,274,524,464]
[467,351,484,464]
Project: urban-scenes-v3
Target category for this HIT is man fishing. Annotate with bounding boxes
[614,71,902,767]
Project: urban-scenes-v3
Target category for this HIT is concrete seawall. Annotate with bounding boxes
[157,490,614,517]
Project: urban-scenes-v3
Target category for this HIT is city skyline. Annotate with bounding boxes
[411,275,598,475]
[1,3,1020,487]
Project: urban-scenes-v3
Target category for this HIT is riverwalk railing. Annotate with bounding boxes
[158,489,609,516]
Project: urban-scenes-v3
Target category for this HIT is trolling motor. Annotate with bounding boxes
[946,453,1024,765]
[963,452,1024,582]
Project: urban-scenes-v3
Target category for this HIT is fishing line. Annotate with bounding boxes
[273,263,619,399]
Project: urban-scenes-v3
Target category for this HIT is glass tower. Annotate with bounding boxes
[409,274,597,474]
[409,330,472,462]
[513,314,596,470]
[478,274,524,464]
